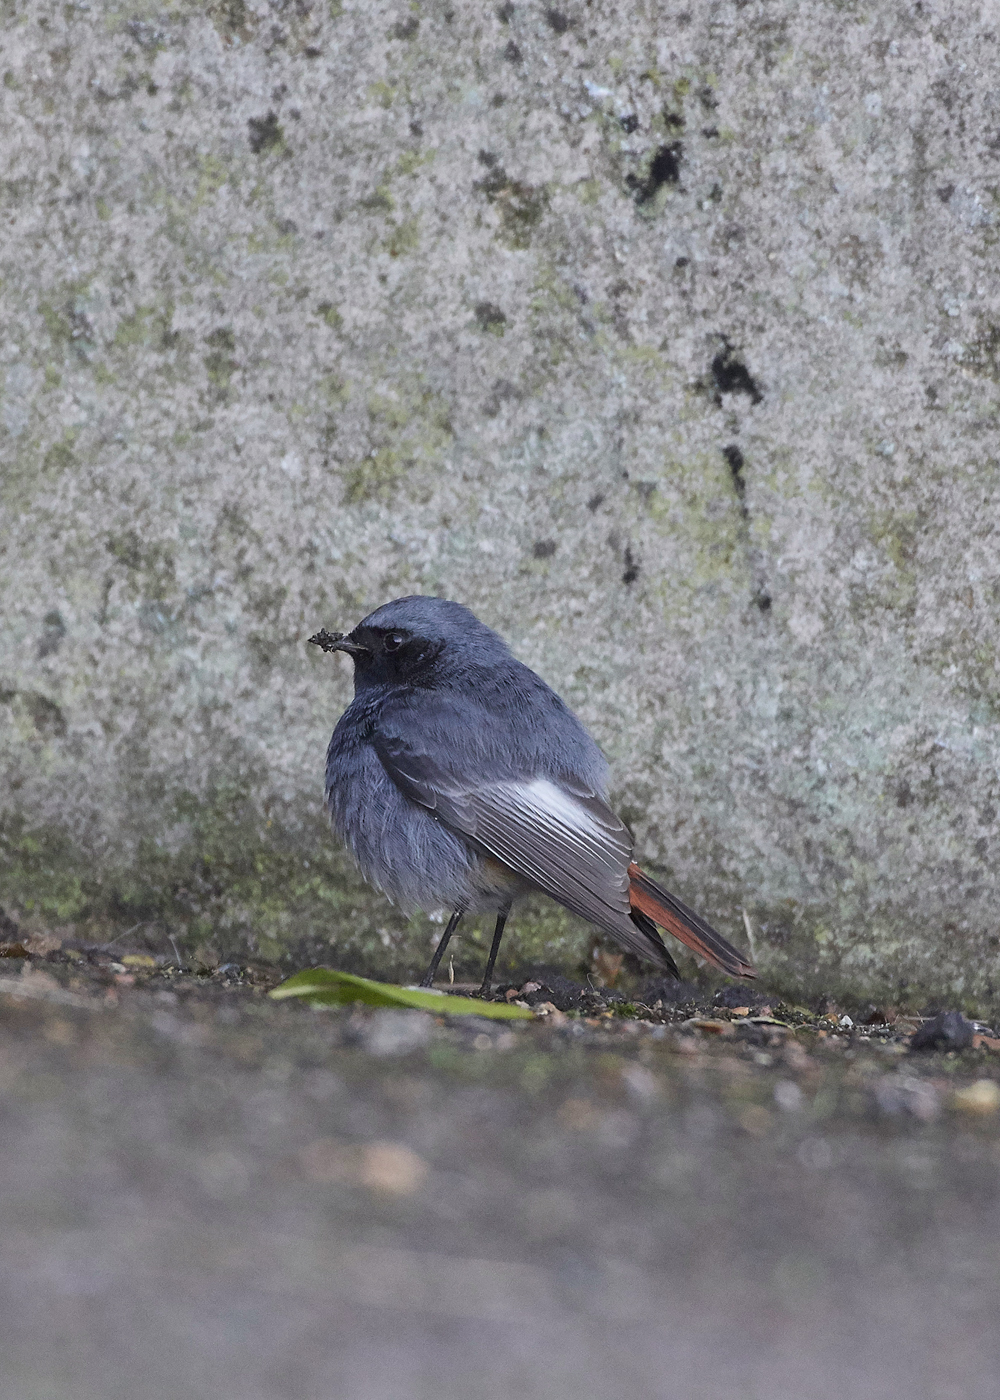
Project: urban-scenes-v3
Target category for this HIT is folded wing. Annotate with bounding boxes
[374,734,676,967]
[374,727,754,979]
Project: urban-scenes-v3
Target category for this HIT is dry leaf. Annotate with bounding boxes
[592,949,624,987]
[681,1018,734,1037]
[24,932,62,957]
[972,1034,1000,1053]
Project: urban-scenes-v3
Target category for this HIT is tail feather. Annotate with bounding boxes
[627,863,756,979]
[629,909,681,980]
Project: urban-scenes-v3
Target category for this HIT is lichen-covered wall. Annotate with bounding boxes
[2,0,999,1006]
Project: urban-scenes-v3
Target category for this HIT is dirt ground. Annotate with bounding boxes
[2,943,999,1400]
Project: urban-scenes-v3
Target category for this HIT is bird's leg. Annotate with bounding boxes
[419,910,463,988]
[479,909,509,998]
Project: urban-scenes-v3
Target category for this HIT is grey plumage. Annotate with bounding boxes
[321,595,679,973]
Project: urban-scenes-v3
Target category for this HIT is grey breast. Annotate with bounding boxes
[325,721,485,912]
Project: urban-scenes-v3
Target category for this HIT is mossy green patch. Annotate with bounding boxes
[645,450,751,597]
[192,154,231,207]
[394,149,434,178]
[342,445,408,505]
[315,302,343,330]
[341,379,453,504]
[386,216,420,258]
[42,430,79,476]
[0,793,591,985]
[113,301,177,352]
[367,81,396,109]
[203,326,238,400]
[205,0,257,43]
[743,894,1000,1021]
[105,529,176,601]
[0,793,378,966]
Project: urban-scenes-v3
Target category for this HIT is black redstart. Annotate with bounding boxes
[311,596,755,993]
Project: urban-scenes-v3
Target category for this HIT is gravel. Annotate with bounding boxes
[1,948,999,1399]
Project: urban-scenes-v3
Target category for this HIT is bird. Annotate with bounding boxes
[310,596,755,995]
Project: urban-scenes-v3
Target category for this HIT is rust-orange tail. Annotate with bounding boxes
[628,863,756,979]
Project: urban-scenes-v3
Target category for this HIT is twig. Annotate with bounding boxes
[741,907,758,964]
[102,920,152,949]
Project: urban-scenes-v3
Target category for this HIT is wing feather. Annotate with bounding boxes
[372,726,684,970]
[373,734,633,930]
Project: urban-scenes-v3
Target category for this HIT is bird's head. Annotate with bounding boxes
[309,595,510,691]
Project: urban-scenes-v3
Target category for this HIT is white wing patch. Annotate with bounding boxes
[523,779,600,830]
[370,726,640,938]
[515,780,630,881]
[466,777,633,921]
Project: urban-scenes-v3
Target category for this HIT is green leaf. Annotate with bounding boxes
[269,967,534,1019]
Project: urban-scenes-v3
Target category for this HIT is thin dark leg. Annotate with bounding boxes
[419,910,463,988]
[479,909,509,998]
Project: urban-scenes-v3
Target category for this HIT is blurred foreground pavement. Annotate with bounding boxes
[2,961,999,1400]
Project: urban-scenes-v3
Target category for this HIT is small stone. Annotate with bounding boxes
[358,1142,428,1196]
[362,1010,434,1057]
[910,1010,974,1052]
[681,1018,734,1037]
[797,1136,834,1170]
[299,1139,428,1195]
[774,1080,804,1112]
[620,1063,659,1103]
[873,1075,940,1122]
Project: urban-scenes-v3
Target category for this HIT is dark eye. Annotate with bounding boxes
[383,633,404,653]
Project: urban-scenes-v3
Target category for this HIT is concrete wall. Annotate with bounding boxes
[2,0,999,1006]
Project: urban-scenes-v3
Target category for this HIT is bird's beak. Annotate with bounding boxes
[308,629,370,657]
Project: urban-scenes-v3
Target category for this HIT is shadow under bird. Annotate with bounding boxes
[310,597,755,994]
